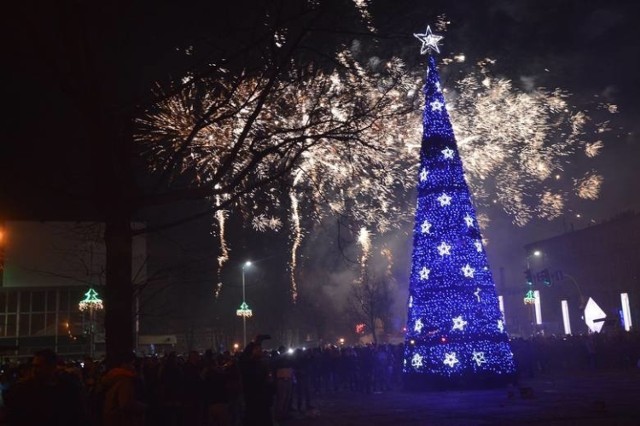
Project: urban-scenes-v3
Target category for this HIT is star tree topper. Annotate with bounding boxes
[414,26,443,54]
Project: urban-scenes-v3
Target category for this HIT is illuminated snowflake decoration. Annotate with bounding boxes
[421,220,432,234]
[474,240,483,253]
[461,264,475,278]
[443,352,459,368]
[441,147,455,159]
[472,351,487,366]
[430,100,444,112]
[419,267,431,280]
[414,25,443,54]
[497,319,505,332]
[437,241,452,256]
[412,353,424,368]
[452,316,468,331]
[464,213,474,227]
[437,193,452,206]
[414,318,424,333]
[420,168,429,182]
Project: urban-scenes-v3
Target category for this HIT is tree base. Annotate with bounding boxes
[403,372,516,391]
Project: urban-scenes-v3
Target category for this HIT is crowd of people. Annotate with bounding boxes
[0,331,638,426]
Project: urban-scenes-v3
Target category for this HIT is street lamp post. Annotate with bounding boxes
[523,251,541,335]
[563,273,585,309]
[79,288,104,358]
[236,261,253,348]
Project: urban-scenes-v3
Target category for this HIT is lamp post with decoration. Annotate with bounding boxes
[79,288,104,358]
[236,261,253,348]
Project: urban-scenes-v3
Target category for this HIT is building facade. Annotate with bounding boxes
[0,286,104,358]
[523,211,640,335]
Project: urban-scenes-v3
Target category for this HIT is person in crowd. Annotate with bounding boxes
[2,349,87,426]
[182,350,204,425]
[157,352,185,425]
[202,351,239,426]
[100,351,146,426]
[291,348,313,412]
[272,346,294,421]
[240,335,274,426]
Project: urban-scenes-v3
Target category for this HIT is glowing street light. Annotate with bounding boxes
[237,261,253,348]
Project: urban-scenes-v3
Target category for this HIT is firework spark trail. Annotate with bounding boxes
[214,195,229,298]
[289,192,302,302]
[380,246,394,279]
[357,226,372,282]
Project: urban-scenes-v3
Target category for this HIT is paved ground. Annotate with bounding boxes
[282,370,640,425]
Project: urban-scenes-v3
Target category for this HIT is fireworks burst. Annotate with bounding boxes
[447,58,615,226]
[574,173,603,200]
[138,40,615,301]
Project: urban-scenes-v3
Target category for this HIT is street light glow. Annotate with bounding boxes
[239,260,254,347]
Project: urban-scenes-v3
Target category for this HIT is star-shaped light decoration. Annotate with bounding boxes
[419,267,431,280]
[443,352,459,367]
[437,193,452,206]
[421,220,432,234]
[441,147,455,159]
[414,25,444,55]
[461,264,475,278]
[411,353,424,368]
[452,315,468,331]
[474,240,483,253]
[464,213,474,228]
[414,318,424,333]
[474,287,481,302]
[430,100,444,112]
[419,167,429,182]
[472,351,487,366]
[497,319,505,332]
[437,241,451,256]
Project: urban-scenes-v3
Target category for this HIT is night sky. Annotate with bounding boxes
[2,0,639,340]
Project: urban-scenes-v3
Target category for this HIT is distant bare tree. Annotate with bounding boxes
[347,271,394,344]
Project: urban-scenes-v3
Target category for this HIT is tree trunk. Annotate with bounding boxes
[97,111,135,366]
[104,210,133,365]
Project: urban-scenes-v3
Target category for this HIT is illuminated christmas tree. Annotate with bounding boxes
[403,27,515,388]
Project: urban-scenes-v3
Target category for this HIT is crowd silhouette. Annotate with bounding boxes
[0,331,638,426]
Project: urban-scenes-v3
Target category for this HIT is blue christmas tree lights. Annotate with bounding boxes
[403,30,515,386]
